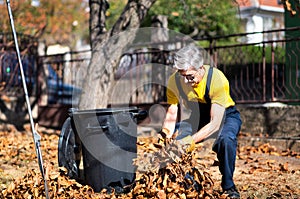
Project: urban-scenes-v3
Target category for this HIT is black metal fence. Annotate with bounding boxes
[107,27,300,104]
[2,27,300,107]
[37,50,90,106]
[204,27,300,104]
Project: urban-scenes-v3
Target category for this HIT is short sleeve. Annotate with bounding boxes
[210,70,235,107]
[166,73,180,105]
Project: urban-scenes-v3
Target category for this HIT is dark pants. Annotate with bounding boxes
[175,106,242,190]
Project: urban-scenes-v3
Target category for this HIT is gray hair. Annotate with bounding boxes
[173,44,204,70]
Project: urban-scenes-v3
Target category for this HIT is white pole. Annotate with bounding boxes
[5,0,50,198]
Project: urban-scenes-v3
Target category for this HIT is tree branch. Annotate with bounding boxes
[110,0,156,37]
[89,0,109,49]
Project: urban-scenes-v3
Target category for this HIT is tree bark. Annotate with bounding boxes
[79,0,156,109]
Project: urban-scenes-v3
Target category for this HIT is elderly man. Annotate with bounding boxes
[160,44,242,198]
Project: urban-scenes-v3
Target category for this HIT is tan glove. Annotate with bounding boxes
[179,135,196,153]
[158,128,170,138]
[154,128,170,148]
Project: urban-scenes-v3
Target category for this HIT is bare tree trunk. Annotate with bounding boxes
[79,0,156,110]
[89,0,109,50]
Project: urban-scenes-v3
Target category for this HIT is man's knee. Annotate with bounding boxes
[213,134,237,152]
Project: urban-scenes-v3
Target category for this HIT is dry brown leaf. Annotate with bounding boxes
[279,162,289,172]
[157,189,166,199]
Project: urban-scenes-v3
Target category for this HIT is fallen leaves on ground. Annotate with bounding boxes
[0,133,223,198]
[238,143,299,174]
[0,125,299,198]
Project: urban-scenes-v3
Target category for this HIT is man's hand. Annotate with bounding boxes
[179,135,195,153]
[155,128,171,148]
[158,128,170,138]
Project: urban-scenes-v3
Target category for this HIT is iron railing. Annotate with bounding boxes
[2,28,300,106]
[203,27,300,104]
[37,50,90,105]
[105,27,300,104]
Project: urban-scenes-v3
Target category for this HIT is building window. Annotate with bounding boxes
[31,0,40,7]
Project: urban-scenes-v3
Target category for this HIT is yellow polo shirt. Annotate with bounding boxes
[166,65,235,108]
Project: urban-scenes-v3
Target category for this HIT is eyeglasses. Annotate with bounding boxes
[179,70,199,83]
[182,74,195,82]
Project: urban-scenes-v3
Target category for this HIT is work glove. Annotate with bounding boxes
[158,128,170,138]
[178,135,196,153]
[155,128,170,147]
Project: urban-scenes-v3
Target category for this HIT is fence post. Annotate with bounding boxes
[271,42,275,101]
[262,43,266,102]
[209,38,214,67]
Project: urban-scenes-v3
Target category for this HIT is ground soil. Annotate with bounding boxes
[0,124,299,198]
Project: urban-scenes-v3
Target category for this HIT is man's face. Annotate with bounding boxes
[178,66,203,87]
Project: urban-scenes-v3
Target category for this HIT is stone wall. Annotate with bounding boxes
[236,103,300,152]
[237,104,300,138]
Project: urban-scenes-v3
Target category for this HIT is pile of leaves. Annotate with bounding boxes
[131,137,219,198]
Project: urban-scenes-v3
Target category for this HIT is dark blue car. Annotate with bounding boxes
[0,52,81,105]
[46,64,81,105]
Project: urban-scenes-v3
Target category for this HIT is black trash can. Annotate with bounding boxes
[58,107,145,192]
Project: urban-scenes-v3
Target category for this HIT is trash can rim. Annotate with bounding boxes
[70,106,139,115]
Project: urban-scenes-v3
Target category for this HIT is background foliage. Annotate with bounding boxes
[0,0,89,48]
[141,0,242,38]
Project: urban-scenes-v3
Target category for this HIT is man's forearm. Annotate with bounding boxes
[162,104,178,137]
[192,122,219,143]
[192,103,225,143]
